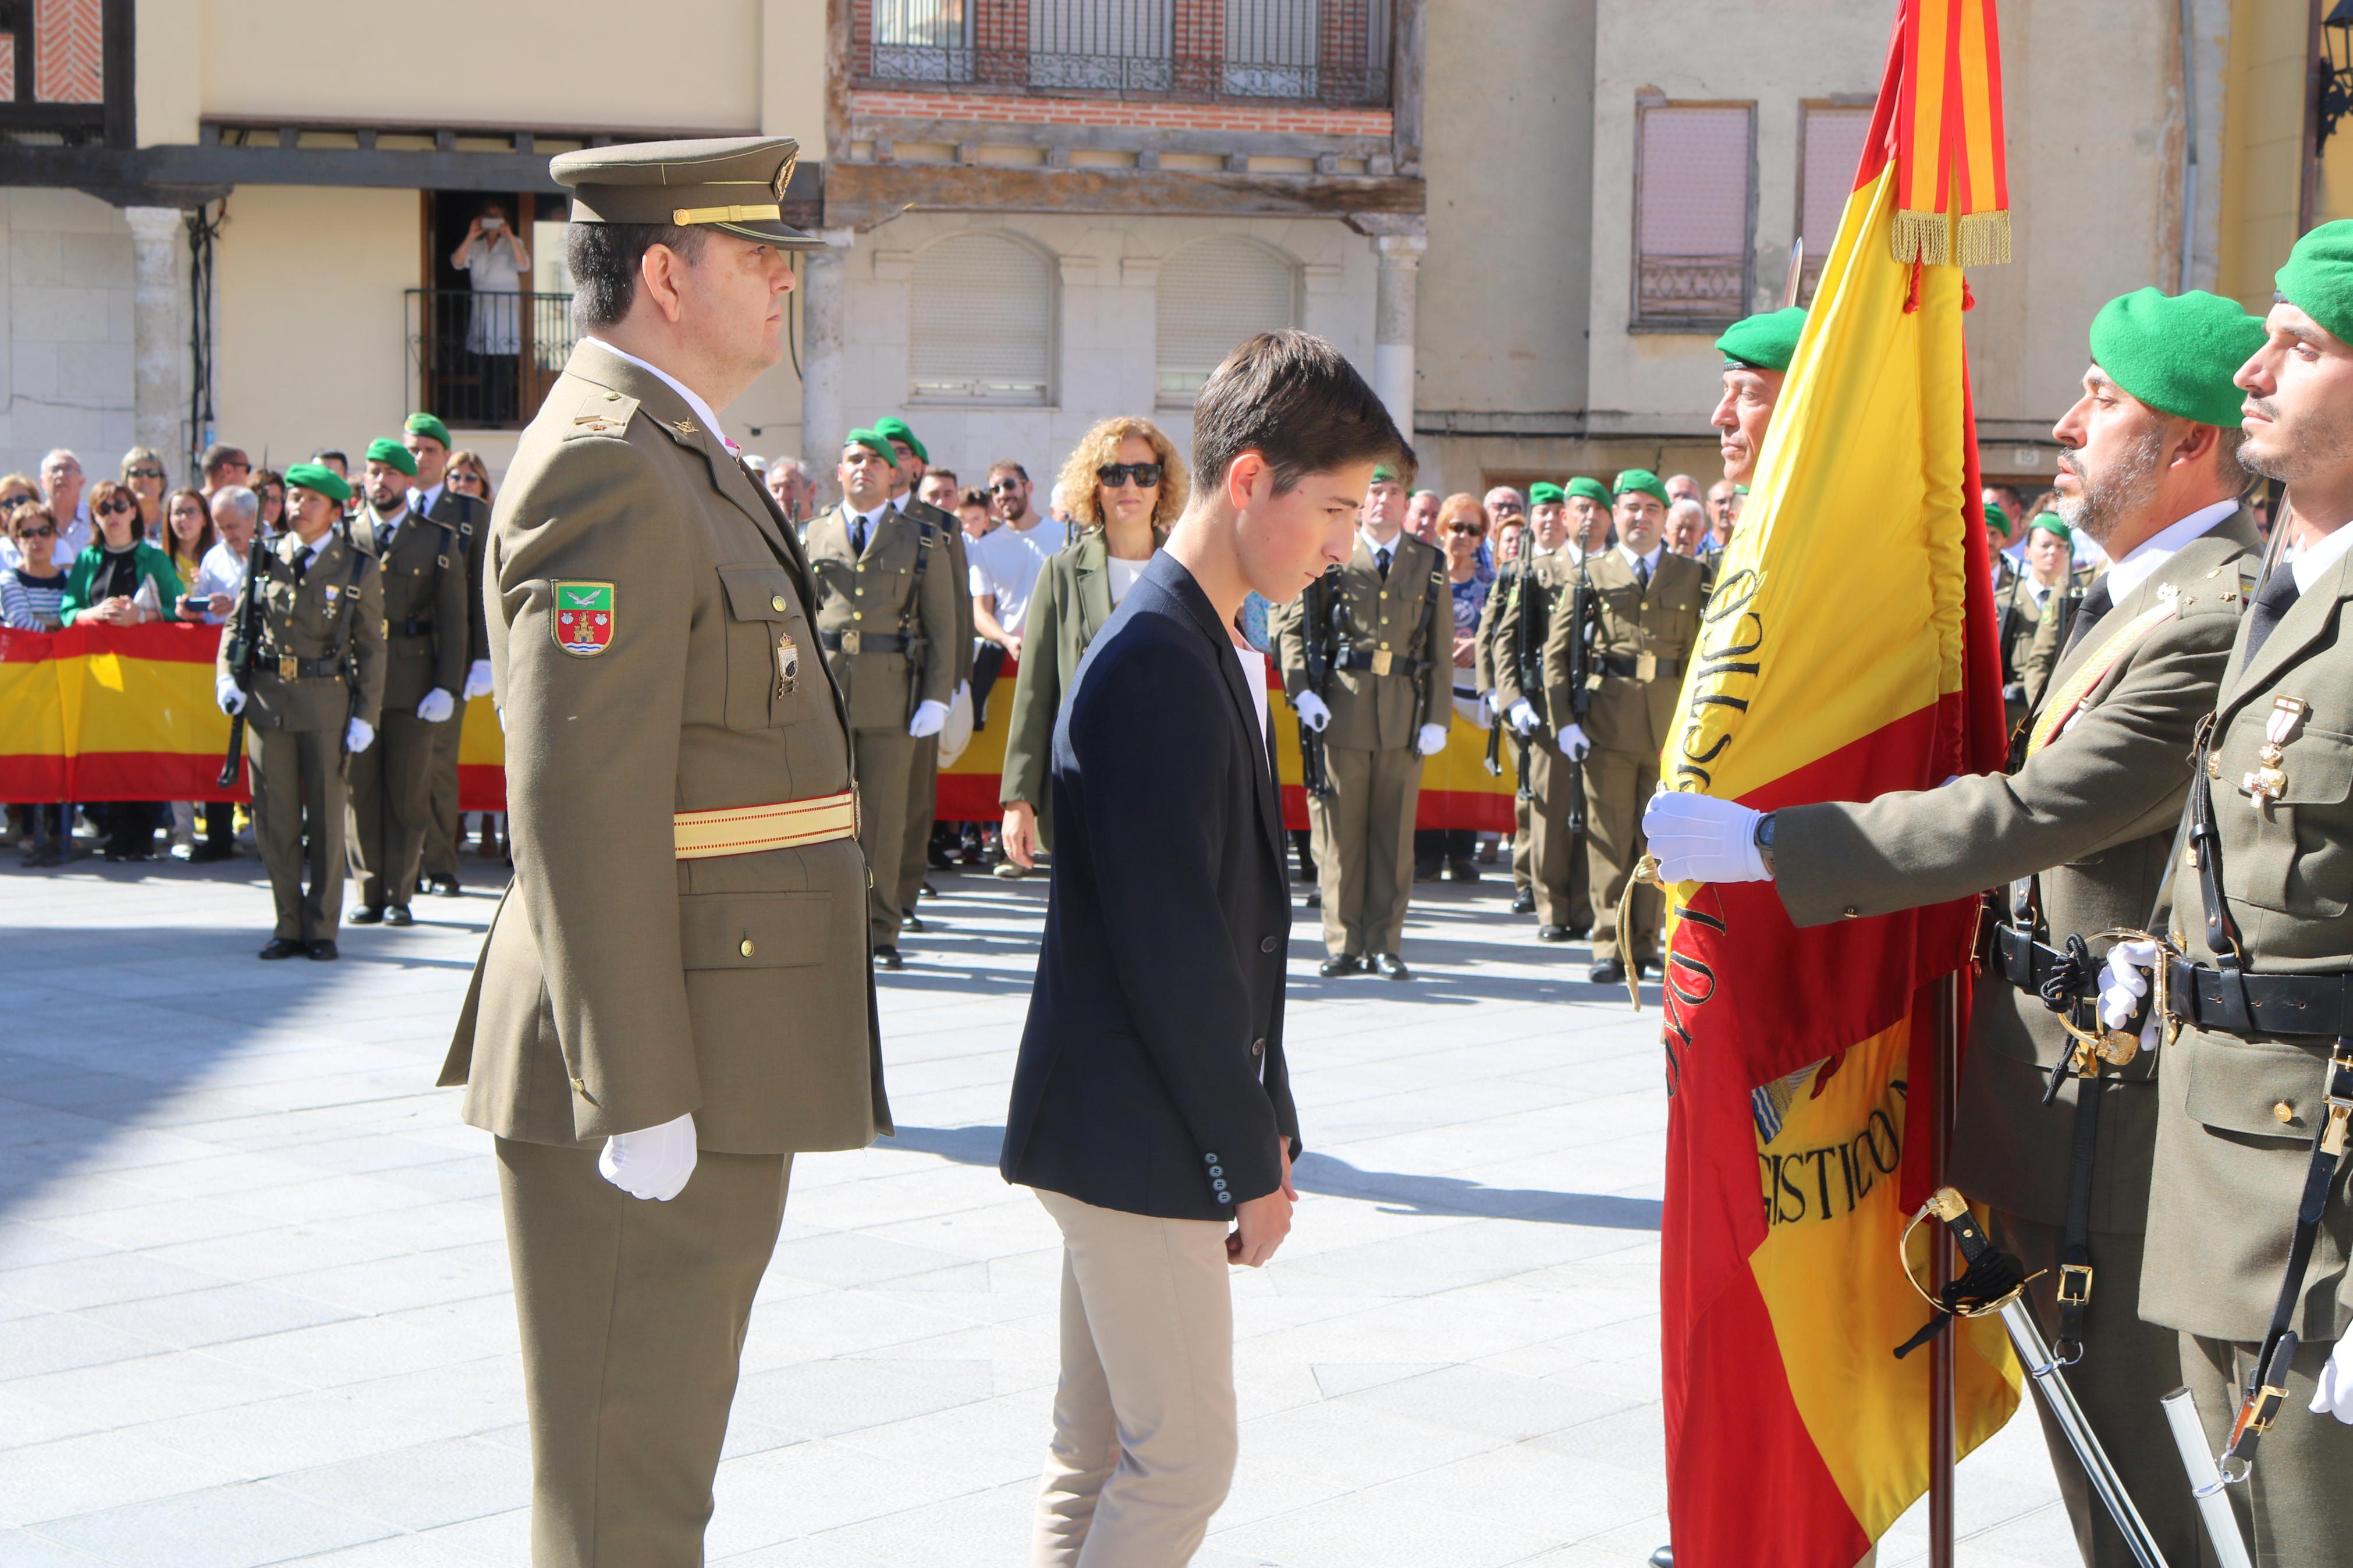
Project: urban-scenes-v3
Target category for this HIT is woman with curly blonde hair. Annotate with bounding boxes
[998,416,1189,872]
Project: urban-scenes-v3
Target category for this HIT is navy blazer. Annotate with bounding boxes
[999,551,1301,1220]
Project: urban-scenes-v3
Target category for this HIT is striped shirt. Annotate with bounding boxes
[1,566,68,630]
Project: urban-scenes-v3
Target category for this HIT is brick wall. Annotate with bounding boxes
[849,88,1392,137]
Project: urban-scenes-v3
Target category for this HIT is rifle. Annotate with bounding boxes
[1298,568,1339,797]
[1509,557,1555,802]
[1559,556,1602,835]
[1482,567,1514,778]
[902,515,935,723]
[327,521,372,781]
[216,539,269,788]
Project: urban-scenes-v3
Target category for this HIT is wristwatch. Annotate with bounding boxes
[1753,811,1776,872]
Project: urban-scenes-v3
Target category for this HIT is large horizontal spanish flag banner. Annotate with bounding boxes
[1655,2,2017,1563]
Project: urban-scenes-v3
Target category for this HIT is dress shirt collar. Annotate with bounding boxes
[2102,498,2239,603]
[1617,541,1663,576]
[1359,526,1404,560]
[2290,515,2353,594]
[583,336,733,451]
[408,482,444,517]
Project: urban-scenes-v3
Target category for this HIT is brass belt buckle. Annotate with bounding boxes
[2322,1045,2353,1157]
[840,630,861,656]
[1371,649,1393,677]
[2056,1263,2094,1306]
[278,653,297,681]
[1635,653,1658,681]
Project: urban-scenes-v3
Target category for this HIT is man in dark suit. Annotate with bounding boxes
[1000,329,1404,1566]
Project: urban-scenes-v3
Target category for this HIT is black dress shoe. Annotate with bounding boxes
[1567,922,1592,940]
[187,842,234,863]
[1372,953,1412,980]
[1510,888,1536,915]
[873,945,903,970]
[921,881,938,898]
[1318,954,1360,977]
[1536,925,1570,942]
[902,913,925,933]
[258,937,305,961]
[1304,892,1321,909]
[1445,859,1481,884]
[1589,957,1626,985]
[349,906,384,925]
[429,874,462,897]
[1412,863,1442,883]
[306,940,339,961]
[385,906,414,927]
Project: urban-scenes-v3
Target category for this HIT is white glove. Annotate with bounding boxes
[345,717,375,755]
[2311,1323,2353,1423]
[1642,790,1770,884]
[2097,938,2164,1055]
[1508,699,1539,737]
[908,698,948,739]
[598,1111,698,1201]
[462,659,495,701]
[1559,723,1591,762]
[214,674,245,716]
[954,679,971,704]
[1294,691,1332,731]
[1481,688,1500,717]
[415,688,456,724]
[1416,723,1449,757]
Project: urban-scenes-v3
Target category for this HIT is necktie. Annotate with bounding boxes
[1376,546,1391,580]
[1635,555,1652,591]
[851,513,868,557]
[2059,575,2113,659]
[375,521,393,555]
[2241,562,2301,666]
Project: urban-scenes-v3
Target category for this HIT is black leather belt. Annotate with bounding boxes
[819,630,908,654]
[1598,655,1684,679]
[392,618,437,638]
[1335,649,1426,675]
[262,653,343,680]
[2164,956,2353,1039]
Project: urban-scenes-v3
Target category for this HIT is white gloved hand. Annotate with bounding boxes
[1294,691,1332,732]
[1559,723,1591,762]
[1416,723,1449,757]
[345,717,375,755]
[2097,938,2164,1055]
[2311,1322,2353,1423]
[415,687,456,724]
[1508,699,1539,737]
[1481,688,1500,717]
[598,1111,698,1201]
[954,679,971,704]
[1642,790,1770,884]
[462,659,495,701]
[908,699,948,739]
[215,674,246,716]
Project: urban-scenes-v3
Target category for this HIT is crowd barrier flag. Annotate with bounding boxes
[1655,2,2019,1563]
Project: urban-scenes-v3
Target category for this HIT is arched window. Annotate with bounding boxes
[1155,236,1300,406]
[908,233,1055,405]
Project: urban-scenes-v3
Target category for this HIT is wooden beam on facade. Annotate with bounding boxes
[823,159,1424,227]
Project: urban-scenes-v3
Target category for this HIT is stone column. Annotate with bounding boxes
[798,228,854,483]
[1371,231,1425,441]
[123,207,188,464]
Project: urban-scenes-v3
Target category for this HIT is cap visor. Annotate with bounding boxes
[711,217,821,247]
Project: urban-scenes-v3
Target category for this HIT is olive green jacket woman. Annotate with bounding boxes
[999,528,1159,841]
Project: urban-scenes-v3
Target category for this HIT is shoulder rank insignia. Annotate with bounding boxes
[670,418,699,439]
[552,581,616,657]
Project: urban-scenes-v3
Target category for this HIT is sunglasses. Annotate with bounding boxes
[1446,522,1485,537]
[97,497,134,515]
[15,524,54,540]
[988,479,1024,495]
[127,467,164,481]
[1095,462,1162,489]
[0,494,33,509]
[1490,501,1526,516]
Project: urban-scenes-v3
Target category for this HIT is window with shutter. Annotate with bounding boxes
[909,233,1056,406]
[1797,104,1873,305]
[1154,236,1300,406]
[1631,102,1755,329]
[871,0,975,83]
[1030,0,1172,92]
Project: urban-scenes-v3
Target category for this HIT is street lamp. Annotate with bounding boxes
[2322,0,2353,153]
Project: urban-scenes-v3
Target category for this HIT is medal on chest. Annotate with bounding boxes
[2245,696,2309,813]
[776,631,800,696]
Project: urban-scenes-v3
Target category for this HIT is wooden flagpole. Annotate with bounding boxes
[1928,970,1960,1567]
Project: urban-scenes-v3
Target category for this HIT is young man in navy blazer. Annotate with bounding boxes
[1000,330,1408,1565]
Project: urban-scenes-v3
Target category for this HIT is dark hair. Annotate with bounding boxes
[927,468,957,488]
[988,459,1029,483]
[161,486,217,570]
[311,449,349,471]
[569,221,709,332]
[8,501,54,539]
[198,443,247,479]
[88,479,141,541]
[1190,330,1406,498]
[959,488,989,510]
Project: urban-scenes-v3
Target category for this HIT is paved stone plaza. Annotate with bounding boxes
[0,857,2075,1566]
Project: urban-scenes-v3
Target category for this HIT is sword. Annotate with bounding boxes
[1783,237,1806,308]
[2160,1388,2255,1568]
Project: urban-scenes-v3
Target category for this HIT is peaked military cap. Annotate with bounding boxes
[553,136,815,247]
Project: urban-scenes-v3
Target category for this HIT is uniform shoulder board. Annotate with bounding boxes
[565,385,641,440]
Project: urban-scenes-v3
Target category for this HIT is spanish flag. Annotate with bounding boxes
[1657,2,2018,1562]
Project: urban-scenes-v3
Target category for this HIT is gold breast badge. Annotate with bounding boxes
[2244,696,2309,813]
[776,631,800,697]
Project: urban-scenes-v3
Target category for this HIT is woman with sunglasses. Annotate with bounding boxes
[1415,495,1493,884]
[998,417,1188,874]
[62,479,180,860]
[0,472,38,571]
[119,446,169,538]
[3,504,72,864]
[442,448,496,506]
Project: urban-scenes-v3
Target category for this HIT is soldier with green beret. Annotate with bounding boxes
[434,136,891,1565]
[401,410,495,895]
[1712,307,1805,499]
[805,425,960,969]
[343,436,466,927]
[215,462,386,961]
[1996,511,2088,730]
[1648,283,2271,1567]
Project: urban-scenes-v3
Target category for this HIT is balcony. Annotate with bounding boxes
[406,289,580,431]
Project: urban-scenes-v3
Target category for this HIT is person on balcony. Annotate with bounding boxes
[451,201,531,425]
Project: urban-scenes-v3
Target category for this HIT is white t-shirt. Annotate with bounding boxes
[189,541,252,623]
[1106,553,1149,606]
[968,519,1055,636]
[466,233,527,355]
[1236,642,1269,748]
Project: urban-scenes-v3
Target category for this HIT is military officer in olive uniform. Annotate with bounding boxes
[214,463,386,961]
[1651,287,2270,1568]
[2097,226,2353,1566]
[1473,497,1535,911]
[804,427,959,968]
[404,412,494,894]
[1996,510,2087,733]
[435,137,891,1567]
[346,438,467,926]
[872,415,973,936]
[1275,462,1450,979]
[1547,469,1709,987]
[1491,479,1598,941]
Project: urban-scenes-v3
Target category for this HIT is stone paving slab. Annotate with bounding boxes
[0,852,2067,1565]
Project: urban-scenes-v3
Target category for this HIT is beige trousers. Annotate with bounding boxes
[1308,743,1422,958]
[1032,1188,1238,1567]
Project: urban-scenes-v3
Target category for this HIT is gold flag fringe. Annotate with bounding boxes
[1957,209,2011,267]
[1890,208,2011,268]
[1890,209,1952,266]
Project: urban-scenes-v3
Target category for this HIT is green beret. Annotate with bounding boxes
[1717,306,1808,373]
[872,415,927,464]
[2029,511,2071,542]
[1983,503,2010,535]
[843,428,898,465]
[1613,469,1670,506]
[365,438,418,477]
[1566,477,1612,504]
[2276,219,2353,347]
[2088,288,2268,429]
[284,462,351,505]
[1370,464,1400,485]
[1527,482,1566,507]
[403,413,450,448]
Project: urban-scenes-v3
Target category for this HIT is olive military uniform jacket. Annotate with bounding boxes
[217,525,386,734]
[1774,510,2260,1232]
[1997,568,2060,731]
[1490,547,1586,716]
[415,484,491,674]
[2147,531,2353,1343]
[438,339,890,1155]
[1002,529,1158,823]
[1272,531,1450,752]
[361,506,468,713]
[1541,547,1710,761]
[803,499,959,733]
[897,491,974,688]
[1472,555,1516,698]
